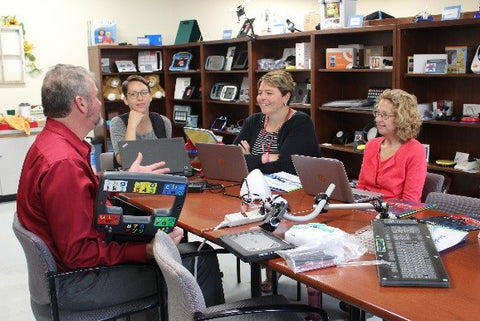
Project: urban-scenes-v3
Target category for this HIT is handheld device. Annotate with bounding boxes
[94,172,188,242]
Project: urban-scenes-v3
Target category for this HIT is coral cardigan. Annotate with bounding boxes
[357,137,427,202]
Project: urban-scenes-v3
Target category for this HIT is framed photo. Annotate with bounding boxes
[423,144,430,162]
[442,5,462,21]
[348,15,364,28]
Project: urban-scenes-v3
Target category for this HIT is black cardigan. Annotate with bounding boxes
[233,111,321,174]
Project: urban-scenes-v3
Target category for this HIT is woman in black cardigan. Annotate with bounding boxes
[233,70,321,292]
[233,70,321,175]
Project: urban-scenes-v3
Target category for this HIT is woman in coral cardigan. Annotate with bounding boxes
[357,89,427,202]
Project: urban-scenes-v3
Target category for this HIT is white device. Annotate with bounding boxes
[240,169,272,202]
[224,210,265,227]
[471,45,480,74]
[219,85,238,101]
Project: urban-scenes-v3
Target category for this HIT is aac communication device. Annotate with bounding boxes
[95,172,188,242]
[169,51,192,71]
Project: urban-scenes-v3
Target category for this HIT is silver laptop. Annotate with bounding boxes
[292,155,383,203]
[118,137,193,176]
[195,143,249,182]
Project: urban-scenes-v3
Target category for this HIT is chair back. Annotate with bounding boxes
[100,152,115,171]
[153,230,206,321]
[426,192,480,219]
[422,172,445,202]
[12,212,56,306]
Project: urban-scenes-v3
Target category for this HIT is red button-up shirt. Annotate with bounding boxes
[17,119,146,271]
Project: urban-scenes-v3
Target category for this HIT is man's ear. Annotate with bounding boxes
[74,95,88,113]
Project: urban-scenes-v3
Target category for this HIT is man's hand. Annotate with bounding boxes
[128,152,170,174]
[145,227,184,259]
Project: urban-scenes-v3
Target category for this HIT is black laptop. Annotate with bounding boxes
[118,137,193,176]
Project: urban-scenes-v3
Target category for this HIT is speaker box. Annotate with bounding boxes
[174,20,202,45]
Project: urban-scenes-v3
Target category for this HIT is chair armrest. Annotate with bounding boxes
[195,303,328,320]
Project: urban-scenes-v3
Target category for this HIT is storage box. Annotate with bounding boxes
[319,0,356,29]
[304,12,320,31]
[445,46,469,73]
[326,48,355,69]
[364,45,392,67]
[413,54,448,73]
[339,44,364,67]
[296,42,311,69]
[146,34,162,45]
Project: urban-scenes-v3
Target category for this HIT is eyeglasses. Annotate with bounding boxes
[127,90,150,99]
[373,110,395,120]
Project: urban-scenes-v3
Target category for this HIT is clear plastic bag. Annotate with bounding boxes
[276,224,367,273]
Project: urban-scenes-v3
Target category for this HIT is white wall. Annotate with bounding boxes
[1,0,477,115]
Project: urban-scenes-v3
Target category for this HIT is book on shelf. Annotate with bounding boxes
[87,19,117,46]
[264,171,302,193]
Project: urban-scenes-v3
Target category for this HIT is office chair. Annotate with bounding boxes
[421,172,446,202]
[153,230,328,321]
[426,192,480,219]
[12,212,164,321]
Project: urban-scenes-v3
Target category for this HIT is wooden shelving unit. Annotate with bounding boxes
[88,15,480,197]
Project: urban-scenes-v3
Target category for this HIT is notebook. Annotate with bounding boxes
[195,143,249,182]
[118,137,193,176]
[183,127,220,146]
[291,155,383,203]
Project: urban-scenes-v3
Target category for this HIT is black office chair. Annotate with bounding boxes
[153,230,328,321]
[12,212,164,321]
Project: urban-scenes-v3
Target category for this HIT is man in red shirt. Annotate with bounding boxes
[16,64,183,318]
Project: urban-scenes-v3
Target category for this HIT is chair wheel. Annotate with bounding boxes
[339,301,350,312]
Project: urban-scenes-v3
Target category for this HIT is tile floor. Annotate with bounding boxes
[1,200,380,320]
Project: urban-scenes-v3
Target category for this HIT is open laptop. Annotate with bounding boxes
[118,137,193,176]
[292,155,383,203]
[195,143,249,182]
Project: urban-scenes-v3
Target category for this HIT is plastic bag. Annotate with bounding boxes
[276,223,367,273]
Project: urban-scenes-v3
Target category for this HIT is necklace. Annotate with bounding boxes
[261,108,292,154]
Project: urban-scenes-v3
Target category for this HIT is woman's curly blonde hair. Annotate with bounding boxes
[376,89,422,141]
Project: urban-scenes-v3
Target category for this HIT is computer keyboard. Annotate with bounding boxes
[371,219,450,287]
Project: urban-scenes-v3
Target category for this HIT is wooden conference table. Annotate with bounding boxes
[123,182,480,321]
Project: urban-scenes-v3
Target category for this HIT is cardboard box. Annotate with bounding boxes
[326,48,355,69]
[296,42,311,69]
[413,54,448,73]
[364,45,392,67]
[339,44,364,67]
[445,46,469,73]
[304,13,320,31]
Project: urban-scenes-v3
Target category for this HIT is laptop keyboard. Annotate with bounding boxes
[351,188,382,202]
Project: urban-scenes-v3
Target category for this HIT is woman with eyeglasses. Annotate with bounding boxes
[109,75,172,166]
[357,89,427,202]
